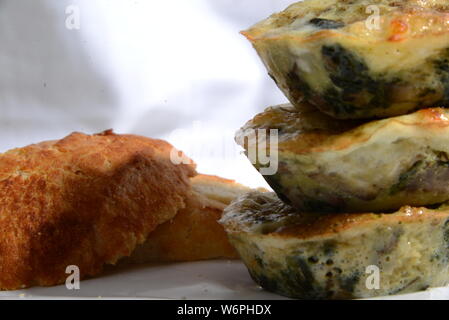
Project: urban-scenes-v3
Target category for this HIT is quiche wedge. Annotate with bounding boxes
[243,0,449,119]
[237,103,449,213]
[220,191,449,300]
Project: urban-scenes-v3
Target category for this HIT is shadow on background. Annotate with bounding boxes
[0,0,118,151]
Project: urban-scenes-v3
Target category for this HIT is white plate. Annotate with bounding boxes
[1,260,448,300]
[0,261,284,300]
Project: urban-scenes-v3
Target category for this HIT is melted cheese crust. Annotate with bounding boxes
[221,192,449,299]
[244,0,449,119]
[237,104,449,212]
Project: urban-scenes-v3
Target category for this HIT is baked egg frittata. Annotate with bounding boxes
[243,0,449,119]
[220,191,449,299]
[237,103,449,213]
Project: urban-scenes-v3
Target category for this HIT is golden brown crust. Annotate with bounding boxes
[244,0,449,42]
[125,175,253,263]
[238,104,449,155]
[126,198,238,263]
[190,174,260,207]
[0,130,196,290]
[222,191,449,240]
[277,205,449,239]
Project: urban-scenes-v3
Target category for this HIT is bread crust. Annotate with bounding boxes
[0,130,196,290]
[125,175,252,263]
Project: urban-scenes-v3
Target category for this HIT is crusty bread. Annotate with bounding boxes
[125,175,254,263]
[0,130,196,290]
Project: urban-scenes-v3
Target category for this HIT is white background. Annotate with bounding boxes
[0,0,296,188]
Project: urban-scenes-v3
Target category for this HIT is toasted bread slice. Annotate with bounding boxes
[0,130,196,290]
[221,191,449,299]
[126,175,255,263]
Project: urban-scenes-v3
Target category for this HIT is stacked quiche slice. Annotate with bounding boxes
[220,0,449,299]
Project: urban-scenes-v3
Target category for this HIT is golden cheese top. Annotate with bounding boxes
[244,0,449,40]
[236,103,449,155]
[243,0,449,74]
[221,191,449,239]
